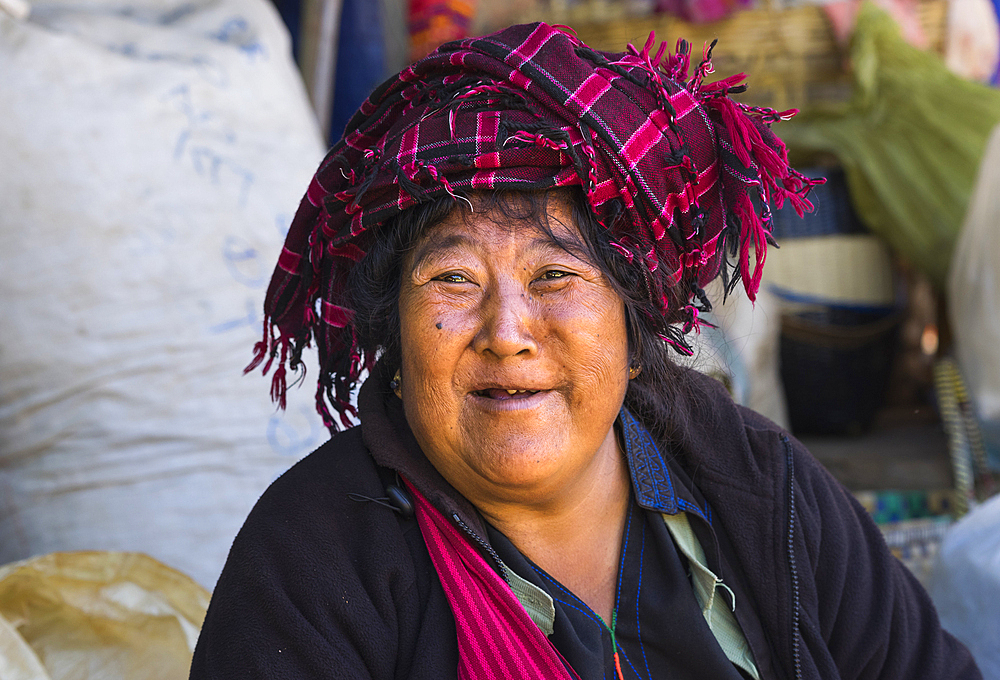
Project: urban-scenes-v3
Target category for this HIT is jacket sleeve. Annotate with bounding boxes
[788,435,982,680]
[188,430,420,680]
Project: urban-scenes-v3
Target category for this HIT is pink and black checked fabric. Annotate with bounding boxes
[404,479,582,680]
[251,22,822,429]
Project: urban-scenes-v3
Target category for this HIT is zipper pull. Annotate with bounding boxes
[451,512,509,584]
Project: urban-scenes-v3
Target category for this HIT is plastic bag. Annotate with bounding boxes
[679,278,790,430]
[0,551,210,680]
[0,0,326,588]
[948,124,1000,469]
[929,495,1000,679]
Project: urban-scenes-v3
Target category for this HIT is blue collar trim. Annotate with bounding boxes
[619,408,709,523]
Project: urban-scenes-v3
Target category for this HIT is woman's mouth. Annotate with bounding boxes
[474,388,540,400]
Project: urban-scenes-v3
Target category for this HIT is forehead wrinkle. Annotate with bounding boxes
[408,207,593,276]
[408,232,479,273]
[481,209,591,263]
[525,234,588,265]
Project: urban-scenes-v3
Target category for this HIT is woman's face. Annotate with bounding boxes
[397,194,630,507]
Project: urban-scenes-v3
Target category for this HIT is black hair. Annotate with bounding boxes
[346,187,693,442]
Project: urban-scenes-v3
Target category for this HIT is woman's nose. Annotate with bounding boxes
[472,280,539,359]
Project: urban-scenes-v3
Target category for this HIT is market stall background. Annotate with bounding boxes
[1,0,999,676]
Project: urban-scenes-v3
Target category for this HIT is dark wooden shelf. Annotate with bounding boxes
[800,406,953,492]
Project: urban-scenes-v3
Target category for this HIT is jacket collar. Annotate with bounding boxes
[619,407,709,522]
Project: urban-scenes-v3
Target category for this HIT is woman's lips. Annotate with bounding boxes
[468,388,552,411]
[474,388,539,400]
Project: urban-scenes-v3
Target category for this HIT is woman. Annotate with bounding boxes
[190,23,980,680]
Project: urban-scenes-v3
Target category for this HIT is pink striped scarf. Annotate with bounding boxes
[403,479,581,680]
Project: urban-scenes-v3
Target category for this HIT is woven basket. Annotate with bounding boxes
[564,0,948,109]
[766,235,897,308]
[780,306,902,435]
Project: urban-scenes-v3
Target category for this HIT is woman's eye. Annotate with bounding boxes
[538,270,572,281]
[436,273,469,284]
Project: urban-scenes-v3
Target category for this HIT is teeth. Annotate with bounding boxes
[507,389,517,395]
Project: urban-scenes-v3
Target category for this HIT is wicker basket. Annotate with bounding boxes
[780,306,902,435]
[563,0,948,109]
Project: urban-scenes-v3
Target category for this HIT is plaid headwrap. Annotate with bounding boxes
[251,22,822,430]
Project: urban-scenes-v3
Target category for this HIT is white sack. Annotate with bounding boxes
[929,494,1000,678]
[948,123,1000,467]
[680,279,790,430]
[0,0,326,588]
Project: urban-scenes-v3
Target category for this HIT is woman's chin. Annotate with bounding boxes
[455,429,603,501]
[412,388,624,506]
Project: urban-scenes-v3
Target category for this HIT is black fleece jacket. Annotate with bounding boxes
[190,364,980,680]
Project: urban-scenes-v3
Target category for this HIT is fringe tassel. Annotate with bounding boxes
[244,319,271,374]
[268,342,289,410]
[735,191,767,301]
[316,381,335,430]
[659,329,695,356]
[270,365,288,410]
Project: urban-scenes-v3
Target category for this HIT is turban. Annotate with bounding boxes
[250,22,822,429]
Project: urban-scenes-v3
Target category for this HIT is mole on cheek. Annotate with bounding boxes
[436,322,443,330]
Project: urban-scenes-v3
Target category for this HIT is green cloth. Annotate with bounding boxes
[778,1,1000,288]
[506,565,557,635]
[662,511,761,680]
